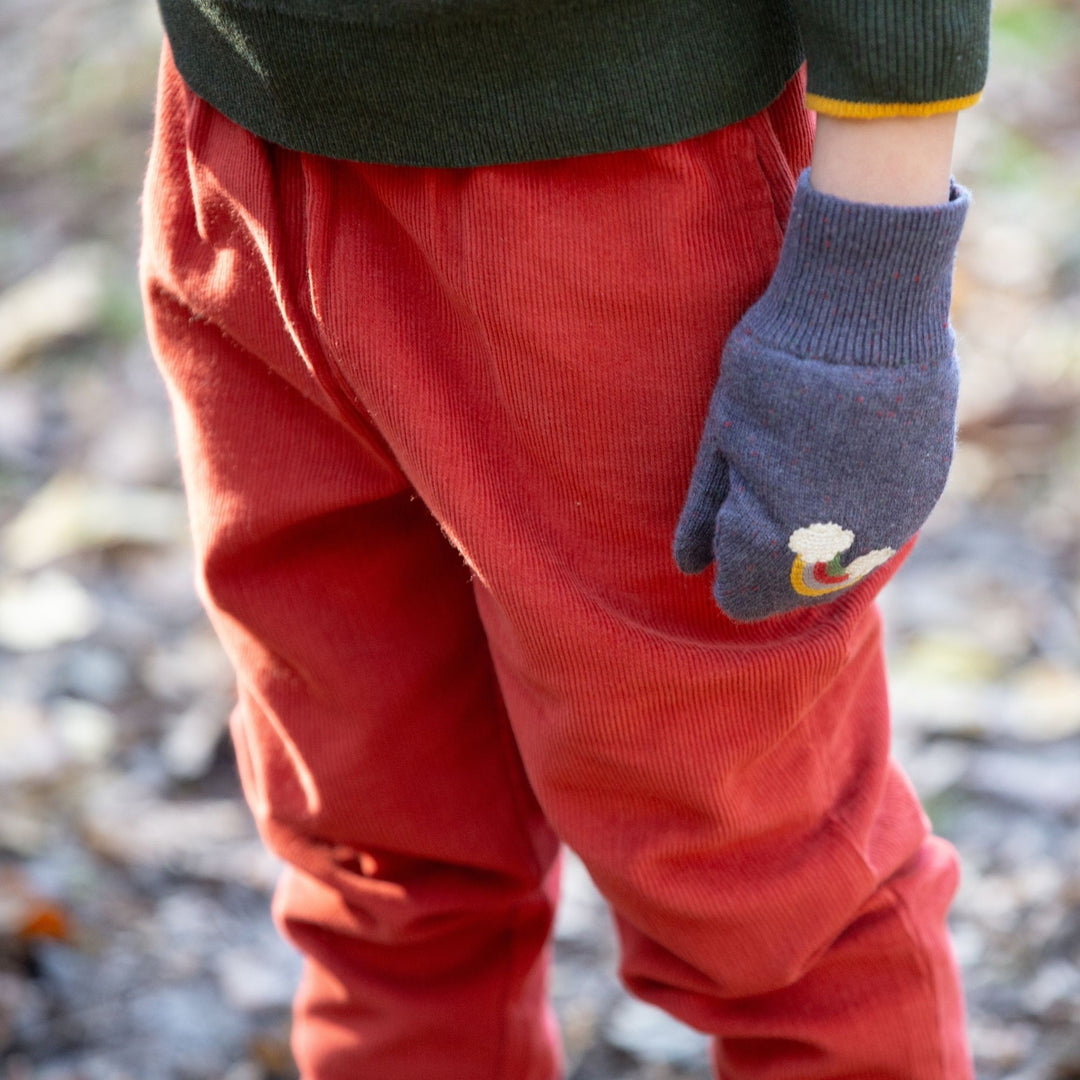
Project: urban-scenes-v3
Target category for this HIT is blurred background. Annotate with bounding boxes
[0,1,1078,1077]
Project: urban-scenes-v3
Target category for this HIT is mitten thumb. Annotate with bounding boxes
[673,438,730,574]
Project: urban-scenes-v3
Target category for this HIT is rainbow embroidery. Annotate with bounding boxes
[788,522,895,597]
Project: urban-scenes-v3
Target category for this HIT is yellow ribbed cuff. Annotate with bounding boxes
[805,91,982,118]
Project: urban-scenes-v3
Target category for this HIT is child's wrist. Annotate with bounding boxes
[809,112,958,207]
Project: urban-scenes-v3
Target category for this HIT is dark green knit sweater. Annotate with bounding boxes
[157,0,992,168]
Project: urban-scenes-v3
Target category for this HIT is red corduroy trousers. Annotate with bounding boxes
[139,38,973,1080]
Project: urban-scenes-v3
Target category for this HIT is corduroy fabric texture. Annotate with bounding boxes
[138,41,974,1080]
[154,0,991,166]
[674,167,971,621]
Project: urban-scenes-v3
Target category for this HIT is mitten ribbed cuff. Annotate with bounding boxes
[746,166,971,367]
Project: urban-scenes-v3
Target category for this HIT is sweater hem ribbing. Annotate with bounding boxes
[158,0,807,167]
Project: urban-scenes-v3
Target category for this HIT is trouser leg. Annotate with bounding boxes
[285,64,974,1078]
[138,41,562,1080]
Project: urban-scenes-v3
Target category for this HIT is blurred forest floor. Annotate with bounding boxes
[1,1,1079,1077]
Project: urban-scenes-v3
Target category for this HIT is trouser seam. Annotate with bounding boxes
[881,878,948,1079]
[824,804,948,1079]
[805,609,949,1076]
[485,654,558,1077]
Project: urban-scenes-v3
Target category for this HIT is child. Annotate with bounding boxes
[138,3,991,1076]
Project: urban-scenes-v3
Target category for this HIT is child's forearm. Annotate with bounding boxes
[808,112,958,206]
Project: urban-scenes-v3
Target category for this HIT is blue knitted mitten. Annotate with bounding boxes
[674,166,971,622]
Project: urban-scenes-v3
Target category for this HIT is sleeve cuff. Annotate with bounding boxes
[744,166,971,368]
[797,0,991,121]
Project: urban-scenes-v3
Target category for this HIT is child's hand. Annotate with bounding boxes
[673,166,971,622]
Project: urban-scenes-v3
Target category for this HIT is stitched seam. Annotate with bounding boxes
[484,649,558,1076]
[741,117,787,259]
[820,812,950,1071]
[821,802,948,1078]
[802,610,946,1076]
[884,879,949,1079]
[490,901,521,1077]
